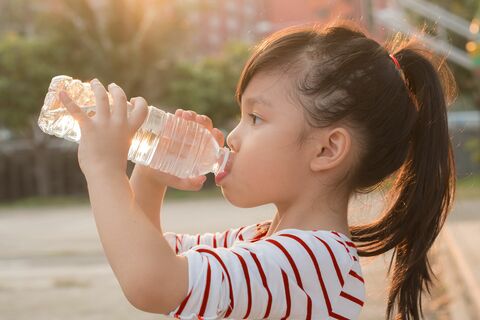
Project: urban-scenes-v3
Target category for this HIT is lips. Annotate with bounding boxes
[215,152,234,185]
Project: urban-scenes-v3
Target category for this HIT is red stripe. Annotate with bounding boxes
[340,291,364,306]
[273,233,359,319]
[196,248,235,317]
[237,226,246,241]
[331,231,357,249]
[213,234,217,248]
[335,239,357,262]
[265,239,304,287]
[330,311,350,320]
[280,269,291,320]
[223,230,229,247]
[331,231,357,248]
[265,238,312,319]
[197,234,200,245]
[174,288,193,317]
[233,251,252,319]
[313,236,344,286]
[336,239,350,254]
[198,260,212,317]
[345,241,357,248]
[242,247,273,319]
[349,269,364,283]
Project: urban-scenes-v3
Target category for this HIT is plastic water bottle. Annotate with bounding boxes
[37,75,230,179]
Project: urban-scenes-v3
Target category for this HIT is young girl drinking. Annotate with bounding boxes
[60,20,456,320]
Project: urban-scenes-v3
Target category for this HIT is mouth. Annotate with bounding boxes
[215,153,234,185]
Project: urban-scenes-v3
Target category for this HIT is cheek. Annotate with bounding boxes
[224,145,302,205]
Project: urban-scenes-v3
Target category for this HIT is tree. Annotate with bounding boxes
[164,41,251,131]
[36,0,190,101]
[0,0,191,197]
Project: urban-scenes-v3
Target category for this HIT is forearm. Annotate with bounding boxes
[85,172,176,299]
[129,166,167,231]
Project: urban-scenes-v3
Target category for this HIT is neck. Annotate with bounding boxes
[266,191,351,238]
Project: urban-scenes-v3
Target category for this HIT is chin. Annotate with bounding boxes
[221,188,265,208]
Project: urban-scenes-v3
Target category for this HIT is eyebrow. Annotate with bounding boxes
[240,96,272,109]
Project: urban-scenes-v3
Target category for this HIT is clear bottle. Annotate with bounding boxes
[37,75,230,179]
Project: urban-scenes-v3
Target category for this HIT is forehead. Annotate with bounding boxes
[241,71,299,111]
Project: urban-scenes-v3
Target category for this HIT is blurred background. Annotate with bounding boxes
[0,0,479,319]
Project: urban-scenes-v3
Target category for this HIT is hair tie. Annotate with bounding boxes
[389,54,406,81]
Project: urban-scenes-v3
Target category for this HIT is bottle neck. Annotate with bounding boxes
[215,147,230,175]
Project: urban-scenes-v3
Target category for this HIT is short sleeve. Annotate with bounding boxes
[163,221,271,254]
[163,230,354,319]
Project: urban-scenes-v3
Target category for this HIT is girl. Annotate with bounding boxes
[60,20,456,320]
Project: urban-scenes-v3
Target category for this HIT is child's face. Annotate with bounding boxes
[219,71,314,208]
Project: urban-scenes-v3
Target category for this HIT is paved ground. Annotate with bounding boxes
[441,199,480,320]
[0,192,475,319]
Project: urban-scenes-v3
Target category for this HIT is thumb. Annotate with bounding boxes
[129,97,149,133]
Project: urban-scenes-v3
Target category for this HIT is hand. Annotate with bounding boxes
[131,109,225,191]
[59,79,149,179]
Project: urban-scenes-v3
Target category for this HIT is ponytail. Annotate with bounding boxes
[234,22,458,319]
[350,39,457,319]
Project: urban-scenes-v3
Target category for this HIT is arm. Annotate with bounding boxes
[129,164,167,231]
[60,81,201,313]
[85,172,188,312]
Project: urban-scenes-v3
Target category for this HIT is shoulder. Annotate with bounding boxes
[234,229,357,277]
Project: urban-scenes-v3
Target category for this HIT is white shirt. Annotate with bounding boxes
[163,220,365,319]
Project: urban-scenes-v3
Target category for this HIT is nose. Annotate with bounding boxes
[226,127,239,152]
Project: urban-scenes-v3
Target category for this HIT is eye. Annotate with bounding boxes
[248,113,262,125]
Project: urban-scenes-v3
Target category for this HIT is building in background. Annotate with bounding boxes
[182,0,367,55]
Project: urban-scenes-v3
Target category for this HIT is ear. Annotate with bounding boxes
[310,127,351,172]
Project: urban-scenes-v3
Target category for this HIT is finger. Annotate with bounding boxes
[196,114,213,131]
[186,175,207,190]
[126,101,134,114]
[59,91,89,124]
[182,110,196,120]
[128,97,149,134]
[108,83,128,122]
[175,108,184,117]
[90,79,110,119]
[212,128,225,147]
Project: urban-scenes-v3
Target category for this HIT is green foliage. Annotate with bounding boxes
[0,0,193,137]
[34,0,190,101]
[0,0,251,138]
[0,33,59,133]
[163,41,250,129]
[465,137,480,164]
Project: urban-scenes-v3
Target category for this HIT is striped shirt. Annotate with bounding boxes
[163,220,365,319]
